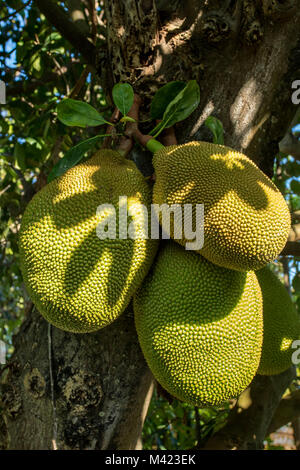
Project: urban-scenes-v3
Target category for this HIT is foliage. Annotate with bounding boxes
[51,80,200,180]
[0,1,108,365]
[205,116,224,145]
[0,0,299,451]
[142,390,230,450]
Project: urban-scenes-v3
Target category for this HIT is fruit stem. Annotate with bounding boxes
[145,138,165,154]
[102,107,120,149]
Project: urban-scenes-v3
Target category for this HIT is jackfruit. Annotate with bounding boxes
[152,141,291,272]
[19,150,158,333]
[256,266,300,375]
[134,241,263,407]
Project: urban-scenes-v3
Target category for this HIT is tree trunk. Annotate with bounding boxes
[1,0,300,450]
[0,307,153,450]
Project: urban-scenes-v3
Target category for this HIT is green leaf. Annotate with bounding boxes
[43,33,65,55]
[150,81,186,120]
[112,83,134,116]
[0,117,9,135]
[285,161,300,178]
[120,116,136,123]
[29,51,43,77]
[290,195,300,211]
[293,274,300,293]
[44,32,62,46]
[47,135,105,182]
[290,179,300,195]
[205,116,224,145]
[13,142,26,171]
[57,99,111,128]
[151,80,200,136]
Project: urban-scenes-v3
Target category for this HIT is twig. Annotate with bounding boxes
[194,406,201,445]
[87,0,98,45]
[102,108,120,149]
[0,184,11,197]
[34,0,97,66]
[116,94,142,156]
[0,0,32,21]
[69,65,92,99]
[47,53,70,95]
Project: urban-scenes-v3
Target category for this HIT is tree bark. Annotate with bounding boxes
[1,0,300,450]
[0,307,153,450]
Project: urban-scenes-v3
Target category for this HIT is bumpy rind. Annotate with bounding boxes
[256,266,300,375]
[19,150,159,333]
[153,142,291,271]
[134,241,263,407]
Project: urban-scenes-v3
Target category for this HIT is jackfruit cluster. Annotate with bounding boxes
[19,150,158,333]
[133,140,297,406]
[152,141,291,272]
[19,136,298,408]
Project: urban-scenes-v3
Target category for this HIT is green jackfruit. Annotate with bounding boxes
[134,241,263,407]
[152,141,291,272]
[19,150,158,333]
[256,266,300,375]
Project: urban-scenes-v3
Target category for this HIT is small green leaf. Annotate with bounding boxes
[29,51,43,78]
[13,142,26,171]
[293,273,300,293]
[47,135,106,182]
[205,116,224,145]
[151,80,200,137]
[112,83,134,116]
[43,33,65,54]
[290,195,300,211]
[0,118,9,135]
[44,32,62,46]
[290,179,300,195]
[57,99,111,127]
[120,116,136,123]
[150,81,186,120]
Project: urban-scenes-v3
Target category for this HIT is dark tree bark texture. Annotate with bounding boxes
[1,0,300,450]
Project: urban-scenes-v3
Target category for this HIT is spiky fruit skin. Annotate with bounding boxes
[134,241,263,407]
[152,141,291,272]
[256,266,300,376]
[19,150,159,333]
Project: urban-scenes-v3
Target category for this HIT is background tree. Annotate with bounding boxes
[1,0,300,450]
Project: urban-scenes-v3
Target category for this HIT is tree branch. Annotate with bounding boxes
[279,107,300,160]
[292,211,300,221]
[202,367,296,450]
[0,0,32,21]
[288,224,300,242]
[279,134,300,160]
[7,71,68,97]
[66,0,90,35]
[292,417,300,450]
[34,0,97,66]
[268,390,300,434]
[281,242,300,257]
